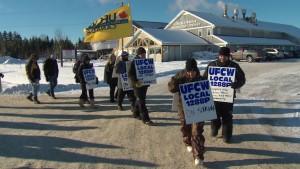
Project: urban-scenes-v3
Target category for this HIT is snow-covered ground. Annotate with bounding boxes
[0,54,300,168]
[0,52,216,95]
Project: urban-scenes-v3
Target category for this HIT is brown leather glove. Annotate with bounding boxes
[135,81,142,88]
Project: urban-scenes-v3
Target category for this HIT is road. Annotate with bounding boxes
[0,59,299,169]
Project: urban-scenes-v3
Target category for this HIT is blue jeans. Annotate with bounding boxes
[31,81,40,97]
[48,76,58,96]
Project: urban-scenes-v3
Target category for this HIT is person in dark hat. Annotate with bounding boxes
[43,54,59,99]
[168,58,206,166]
[128,47,154,125]
[25,54,41,104]
[203,47,246,143]
[77,54,98,108]
[114,51,136,111]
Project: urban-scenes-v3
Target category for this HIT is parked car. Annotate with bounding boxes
[263,48,284,60]
[265,53,276,61]
[230,46,266,63]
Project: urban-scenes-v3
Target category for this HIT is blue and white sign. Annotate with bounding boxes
[208,66,236,103]
[120,72,133,91]
[135,58,156,85]
[179,80,216,124]
[83,68,97,90]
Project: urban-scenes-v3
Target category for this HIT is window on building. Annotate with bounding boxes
[198,29,202,37]
[208,29,211,35]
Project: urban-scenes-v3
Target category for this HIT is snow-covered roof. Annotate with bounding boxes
[186,10,300,38]
[141,28,208,45]
[216,35,295,45]
[132,21,167,29]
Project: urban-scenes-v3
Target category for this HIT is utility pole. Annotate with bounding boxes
[117,2,124,51]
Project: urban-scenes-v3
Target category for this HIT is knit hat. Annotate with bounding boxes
[137,47,146,55]
[185,58,198,71]
[121,51,129,57]
[219,47,230,57]
[30,54,39,60]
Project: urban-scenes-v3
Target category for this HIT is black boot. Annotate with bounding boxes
[26,93,33,102]
[33,96,41,104]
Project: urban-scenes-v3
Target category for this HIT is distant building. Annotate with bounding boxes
[123,9,300,62]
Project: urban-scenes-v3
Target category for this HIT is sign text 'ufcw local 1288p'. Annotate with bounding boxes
[134,58,157,85]
[179,80,216,124]
[208,66,236,103]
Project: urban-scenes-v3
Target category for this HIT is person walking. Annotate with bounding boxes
[128,47,153,125]
[104,54,118,103]
[203,47,246,143]
[73,53,90,104]
[78,54,97,108]
[43,54,59,99]
[168,58,206,166]
[25,54,41,104]
[114,51,136,111]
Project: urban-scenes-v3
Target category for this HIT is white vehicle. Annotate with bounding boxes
[264,48,284,59]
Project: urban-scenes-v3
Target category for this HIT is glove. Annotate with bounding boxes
[96,77,99,85]
[0,73,4,78]
[231,82,239,89]
[135,81,142,88]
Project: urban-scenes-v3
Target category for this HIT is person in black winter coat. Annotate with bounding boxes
[43,54,59,99]
[25,54,41,104]
[78,54,97,108]
[114,51,136,111]
[128,47,153,125]
[203,47,246,143]
[168,58,206,166]
[104,54,118,103]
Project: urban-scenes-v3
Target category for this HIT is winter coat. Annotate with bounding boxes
[115,59,128,88]
[128,56,150,88]
[25,59,41,82]
[104,61,118,85]
[43,58,59,77]
[78,57,94,84]
[168,68,203,117]
[203,59,246,90]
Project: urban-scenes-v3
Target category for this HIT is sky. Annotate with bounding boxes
[0,0,300,44]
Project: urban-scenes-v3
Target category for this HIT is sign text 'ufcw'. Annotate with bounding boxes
[208,66,236,103]
[179,80,216,124]
[135,58,156,85]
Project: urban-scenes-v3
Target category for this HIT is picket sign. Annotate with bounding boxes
[208,66,236,103]
[171,92,179,112]
[83,67,97,90]
[134,58,157,85]
[179,80,217,124]
[120,61,133,91]
[0,78,2,93]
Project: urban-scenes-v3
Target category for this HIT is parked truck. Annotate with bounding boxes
[230,46,266,63]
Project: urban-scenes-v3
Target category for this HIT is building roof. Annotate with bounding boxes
[141,28,208,45]
[125,28,208,47]
[132,21,167,29]
[216,35,295,45]
[185,10,300,38]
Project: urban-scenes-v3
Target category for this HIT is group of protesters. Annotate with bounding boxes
[168,47,246,166]
[24,46,246,167]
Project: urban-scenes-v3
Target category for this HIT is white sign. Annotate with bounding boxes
[135,58,156,85]
[83,67,97,90]
[62,50,75,59]
[179,80,216,124]
[208,66,236,103]
[120,73,133,91]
